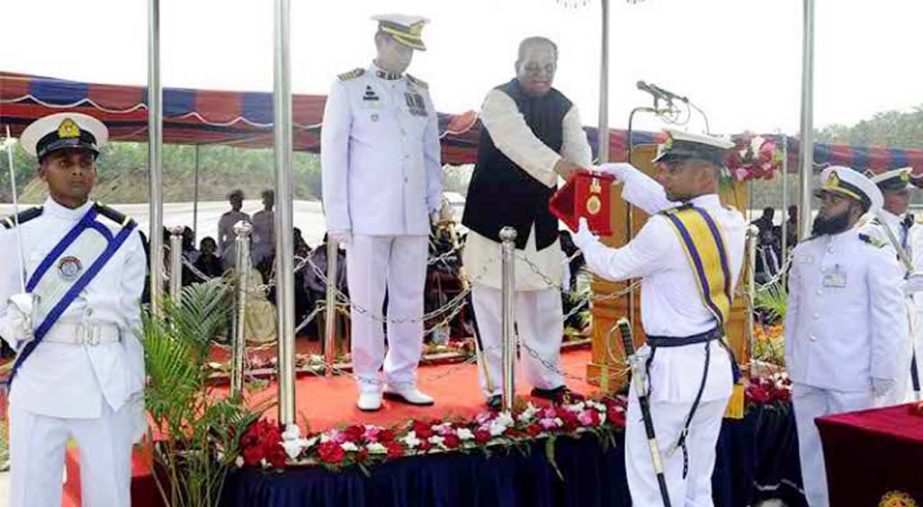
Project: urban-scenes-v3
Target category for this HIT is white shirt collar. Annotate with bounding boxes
[42,197,93,221]
[369,62,403,80]
[687,193,722,209]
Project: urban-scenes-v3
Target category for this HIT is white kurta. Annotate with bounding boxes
[320,63,443,391]
[251,209,275,266]
[218,210,250,269]
[0,198,146,507]
[785,225,907,507]
[577,163,746,506]
[462,88,592,291]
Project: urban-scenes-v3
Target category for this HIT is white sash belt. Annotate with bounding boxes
[43,323,121,346]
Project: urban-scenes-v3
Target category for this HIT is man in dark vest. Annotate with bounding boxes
[461,36,591,410]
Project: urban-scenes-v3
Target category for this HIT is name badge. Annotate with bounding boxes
[822,265,847,288]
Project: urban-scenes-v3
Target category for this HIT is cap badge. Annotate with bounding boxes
[901,171,911,183]
[58,118,80,139]
[826,170,841,188]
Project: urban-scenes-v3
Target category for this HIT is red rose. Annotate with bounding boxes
[378,429,396,443]
[412,421,435,439]
[356,449,370,463]
[266,447,287,469]
[384,441,404,459]
[559,411,579,432]
[443,434,461,449]
[606,409,626,428]
[474,430,491,444]
[242,445,263,466]
[317,441,346,464]
[525,424,542,437]
[418,440,432,452]
[343,425,365,443]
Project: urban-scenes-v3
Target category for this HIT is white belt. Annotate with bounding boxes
[43,323,121,346]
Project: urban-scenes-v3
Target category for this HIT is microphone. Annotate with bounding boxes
[636,80,689,104]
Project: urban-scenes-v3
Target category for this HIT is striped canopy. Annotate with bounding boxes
[3,71,922,174]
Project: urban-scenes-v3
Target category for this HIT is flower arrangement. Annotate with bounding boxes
[746,372,791,407]
[239,396,627,473]
[725,133,784,182]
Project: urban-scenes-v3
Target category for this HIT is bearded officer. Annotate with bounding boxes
[321,14,443,411]
[572,129,745,505]
[859,166,923,404]
[785,166,907,507]
[0,113,146,507]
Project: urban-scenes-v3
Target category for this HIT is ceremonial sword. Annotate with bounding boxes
[4,127,37,345]
[616,317,672,507]
[873,211,921,401]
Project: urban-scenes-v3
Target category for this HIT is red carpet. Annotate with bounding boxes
[63,347,596,507]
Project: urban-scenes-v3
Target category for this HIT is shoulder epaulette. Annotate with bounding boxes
[1,206,43,229]
[858,233,887,249]
[95,203,135,228]
[337,68,365,81]
[405,74,428,90]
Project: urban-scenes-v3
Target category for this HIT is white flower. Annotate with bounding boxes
[340,442,359,452]
[319,433,332,444]
[282,439,304,460]
[489,417,511,437]
[367,442,387,455]
[456,428,475,441]
[303,436,319,449]
[402,431,421,449]
[235,456,245,468]
[282,424,301,441]
[517,403,540,423]
[433,422,454,435]
[496,411,514,427]
[429,435,445,447]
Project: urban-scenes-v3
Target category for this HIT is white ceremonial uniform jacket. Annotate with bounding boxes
[0,198,146,423]
[784,226,907,392]
[579,165,746,402]
[321,63,443,237]
[462,88,592,291]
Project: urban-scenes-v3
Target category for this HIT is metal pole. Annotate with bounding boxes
[192,145,200,244]
[781,136,789,262]
[798,0,815,241]
[324,239,339,371]
[500,226,518,413]
[747,225,758,367]
[273,0,296,427]
[147,0,164,315]
[597,0,610,164]
[232,221,252,396]
[168,226,183,302]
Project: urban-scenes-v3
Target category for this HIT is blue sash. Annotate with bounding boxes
[10,207,137,384]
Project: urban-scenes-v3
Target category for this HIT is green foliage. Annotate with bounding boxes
[144,278,272,507]
[754,282,787,323]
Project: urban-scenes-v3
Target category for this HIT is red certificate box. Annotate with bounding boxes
[549,169,615,235]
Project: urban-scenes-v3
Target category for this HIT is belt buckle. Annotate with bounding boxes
[79,325,100,346]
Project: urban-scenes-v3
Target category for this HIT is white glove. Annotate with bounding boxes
[573,218,598,251]
[903,272,923,296]
[329,230,351,246]
[1,293,37,351]
[594,162,634,182]
[872,377,895,398]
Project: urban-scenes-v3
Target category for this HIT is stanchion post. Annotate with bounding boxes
[231,221,252,396]
[324,239,339,373]
[168,226,184,302]
[500,226,518,413]
[747,225,758,374]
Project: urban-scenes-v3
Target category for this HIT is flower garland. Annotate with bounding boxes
[238,396,627,472]
[725,133,784,182]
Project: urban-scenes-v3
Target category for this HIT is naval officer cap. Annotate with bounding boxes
[20,112,108,162]
[816,165,883,213]
[652,128,735,167]
[868,166,914,192]
[372,14,429,51]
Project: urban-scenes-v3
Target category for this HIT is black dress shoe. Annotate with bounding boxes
[530,386,585,405]
[486,395,502,411]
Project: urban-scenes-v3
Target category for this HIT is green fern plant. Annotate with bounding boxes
[144,278,273,507]
[754,282,788,323]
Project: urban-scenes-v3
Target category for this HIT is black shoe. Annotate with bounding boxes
[531,386,585,405]
[486,395,502,411]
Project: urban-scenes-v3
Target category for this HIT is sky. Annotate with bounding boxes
[2,0,921,135]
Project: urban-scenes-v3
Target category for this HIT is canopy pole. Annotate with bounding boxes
[147,0,164,315]
[597,0,610,164]
[798,0,815,240]
[273,0,296,428]
[192,145,200,244]
[781,136,789,262]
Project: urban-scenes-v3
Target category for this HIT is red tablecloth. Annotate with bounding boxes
[817,403,923,506]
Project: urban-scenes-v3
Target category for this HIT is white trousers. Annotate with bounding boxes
[470,284,564,397]
[791,383,875,507]
[9,401,134,507]
[346,235,428,392]
[625,388,727,507]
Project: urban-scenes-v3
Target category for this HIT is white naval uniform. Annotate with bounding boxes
[463,88,592,397]
[218,210,250,270]
[859,210,922,404]
[0,198,147,507]
[321,63,442,391]
[578,164,746,507]
[251,209,275,267]
[785,226,907,507]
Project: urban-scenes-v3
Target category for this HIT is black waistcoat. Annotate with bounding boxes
[462,79,572,250]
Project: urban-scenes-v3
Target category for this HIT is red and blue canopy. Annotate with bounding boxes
[3,71,922,174]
